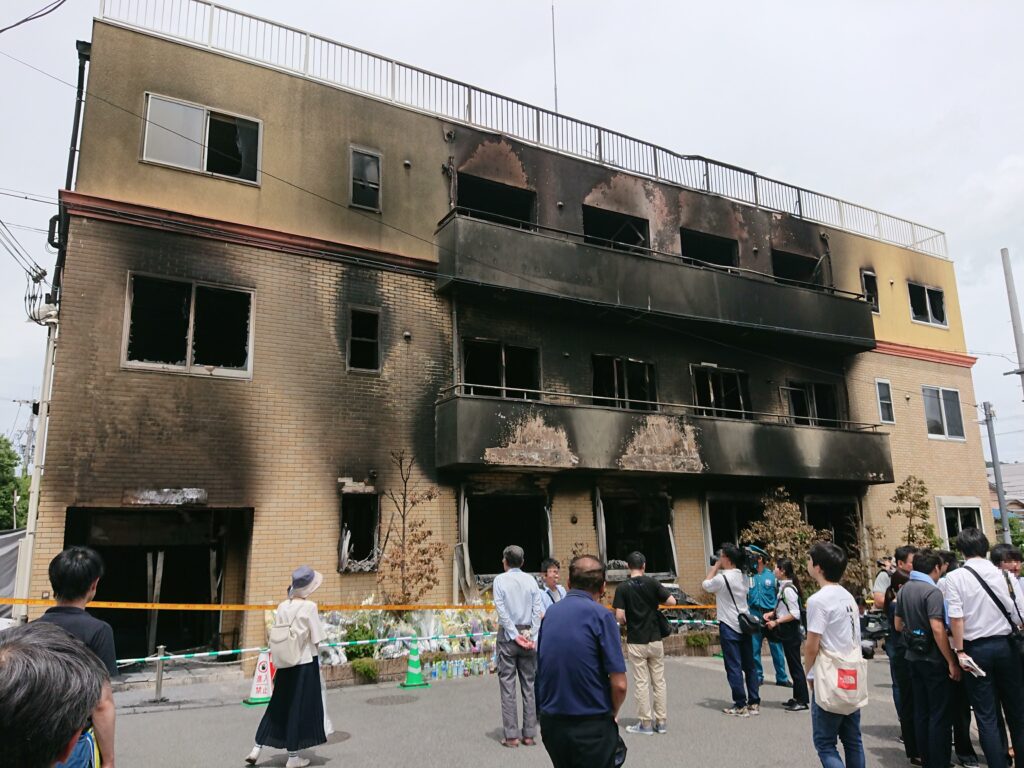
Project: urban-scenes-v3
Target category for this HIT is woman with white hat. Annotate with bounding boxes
[246,566,328,768]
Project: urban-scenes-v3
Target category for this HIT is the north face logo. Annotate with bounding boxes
[837,668,858,690]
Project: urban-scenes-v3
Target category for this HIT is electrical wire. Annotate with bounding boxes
[0,0,69,35]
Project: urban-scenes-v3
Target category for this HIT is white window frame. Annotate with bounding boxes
[907,281,948,328]
[349,146,382,212]
[338,491,381,573]
[121,272,256,380]
[936,496,983,547]
[922,385,966,441]
[596,487,677,581]
[875,378,896,424]
[142,93,263,186]
[861,269,879,314]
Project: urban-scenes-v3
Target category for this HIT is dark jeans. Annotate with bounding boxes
[891,651,918,758]
[909,659,952,768]
[951,677,978,760]
[720,622,760,708]
[811,695,865,768]
[962,635,1024,768]
[539,714,618,768]
[886,641,904,715]
[780,628,809,705]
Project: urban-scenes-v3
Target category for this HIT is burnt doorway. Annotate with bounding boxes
[63,508,252,660]
[598,492,675,577]
[466,494,549,576]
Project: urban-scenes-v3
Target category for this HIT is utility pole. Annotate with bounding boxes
[984,402,1013,544]
[1001,248,1024,399]
[12,399,37,478]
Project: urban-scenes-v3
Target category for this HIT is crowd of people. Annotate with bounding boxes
[7,527,1024,768]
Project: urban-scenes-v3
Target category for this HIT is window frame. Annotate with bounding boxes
[349,146,383,213]
[591,354,658,411]
[595,487,677,580]
[922,385,966,441]
[690,363,752,419]
[875,378,895,424]
[781,380,844,428]
[907,281,948,328]
[338,491,381,573]
[120,271,256,380]
[347,306,382,374]
[461,337,542,399]
[861,269,879,314]
[936,497,983,548]
[141,93,263,186]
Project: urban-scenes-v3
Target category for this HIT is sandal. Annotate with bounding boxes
[523,738,536,746]
[501,739,520,748]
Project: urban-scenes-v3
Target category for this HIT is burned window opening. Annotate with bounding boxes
[805,500,859,555]
[592,355,657,411]
[861,270,879,313]
[708,499,764,553]
[126,275,252,376]
[467,495,548,575]
[206,112,259,182]
[457,174,536,228]
[772,249,822,286]
[348,309,380,371]
[339,493,380,573]
[680,228,738,269]
[463,339,539,399]
[692,365,752,419]
[908,282,946,326]
[582,205,650,254]
[351,149,381,211]
[782,382,841,427]
[602,495,674,575]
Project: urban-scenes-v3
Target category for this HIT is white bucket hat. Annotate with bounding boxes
[288,565,323,599]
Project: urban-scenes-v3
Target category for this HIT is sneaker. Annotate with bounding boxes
[775,679,793,687]
[245,747,261,765]
[285,759,310,768]
[748,704,761,716]
[654,721,667,734]
[722,706,749,717]
[625,723,655,735]
[958,757,981,768]
[783,701,809,712]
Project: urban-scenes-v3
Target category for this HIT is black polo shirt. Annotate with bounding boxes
[37,606,118,676]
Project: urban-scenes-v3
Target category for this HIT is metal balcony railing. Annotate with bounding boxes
[437,384,884,433]
[99,0,948,260]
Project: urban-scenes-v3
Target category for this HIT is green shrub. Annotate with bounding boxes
[351,657,378,683]
[344,623,376,660]
[685,632,712,649]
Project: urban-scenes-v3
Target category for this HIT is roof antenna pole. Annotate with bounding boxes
[551,1,559,113]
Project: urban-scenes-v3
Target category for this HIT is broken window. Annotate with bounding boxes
[691,365,752,419]
[707,498,763,553]
[601,494,675,575]
[922,386,965,439]
[805,500,860,554]
[680,228,738,269]
[876,379,895,423]
[338,494,380,572]
[582,205,650,254]
[125,274,253,377]
[348,309,380,371]
[782,382,842,427]
[467,495,549,575]
[771,249,822,286]
[861,270,879,313]
[143,94,260,183]
[908,282,946,326]
[351,149,381,211]
[457,174,536,227]
[592,355,657,410]
[943,506,981,549]
[462,339,540,399]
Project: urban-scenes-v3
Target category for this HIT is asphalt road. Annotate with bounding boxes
[115,655,916,767]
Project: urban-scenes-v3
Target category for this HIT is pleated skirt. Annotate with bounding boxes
[255,660,327,751]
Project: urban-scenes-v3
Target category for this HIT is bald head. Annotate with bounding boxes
[569,555,606,595]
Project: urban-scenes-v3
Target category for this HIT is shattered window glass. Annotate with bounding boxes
[126,276,191,365]
[206,113,259,182]
[909,282,945,325]
[861,270,879,313]
[192,286,251,369]
[927,288,946,325]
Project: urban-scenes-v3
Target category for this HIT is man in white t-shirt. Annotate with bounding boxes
[702,543,760,717]
[804,542,864,768]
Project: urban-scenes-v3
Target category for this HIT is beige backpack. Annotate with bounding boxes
[268,600,307,669]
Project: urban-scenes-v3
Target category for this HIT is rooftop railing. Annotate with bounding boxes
[98,0,949,260]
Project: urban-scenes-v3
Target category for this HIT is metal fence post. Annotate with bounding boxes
[303,32,310,76]
[153,644,167,702]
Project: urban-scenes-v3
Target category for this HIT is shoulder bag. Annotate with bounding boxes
[722,573,762,635]
[765,584,799,642]
[964,566,1024,659]
[268,599,309,669]
[812,644,868,715]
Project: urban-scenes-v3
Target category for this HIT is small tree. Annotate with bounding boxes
[887,476,941,548]
[740,488,830,570]
[1010,516,1024,550]
[0,437,28,529]
[376,451,446,605]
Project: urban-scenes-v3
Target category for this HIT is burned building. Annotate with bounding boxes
[21,2,990,657]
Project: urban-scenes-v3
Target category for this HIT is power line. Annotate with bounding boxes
[0,188,57,205]
[0,0,69,35]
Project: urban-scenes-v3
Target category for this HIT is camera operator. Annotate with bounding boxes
[703,543,760,716]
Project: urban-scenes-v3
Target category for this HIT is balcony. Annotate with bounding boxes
[436,213,876,350]
[435,387,893,484]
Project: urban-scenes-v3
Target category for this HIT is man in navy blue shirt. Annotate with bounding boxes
[536,555,627,768]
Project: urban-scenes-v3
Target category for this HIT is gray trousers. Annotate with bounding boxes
[498,639,538,739]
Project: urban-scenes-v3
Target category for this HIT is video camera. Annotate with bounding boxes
[709,544,766,576]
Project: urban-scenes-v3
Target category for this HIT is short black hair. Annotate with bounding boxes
[912,549,941,575]
[48,547,105,602]
[626,552,646,570]
[569,555,605,594]
[810,542,848,583]
[894,545,919,564]
[937,550,958,570]
[956,527,990,559]
[720,542,743,568]
[991,543,1024,566]
[540,558,560,572]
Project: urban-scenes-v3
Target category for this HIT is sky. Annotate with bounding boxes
[1,0,1024,465]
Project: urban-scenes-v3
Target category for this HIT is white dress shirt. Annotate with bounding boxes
[702,569,748,633]
[944,557,1024,641]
